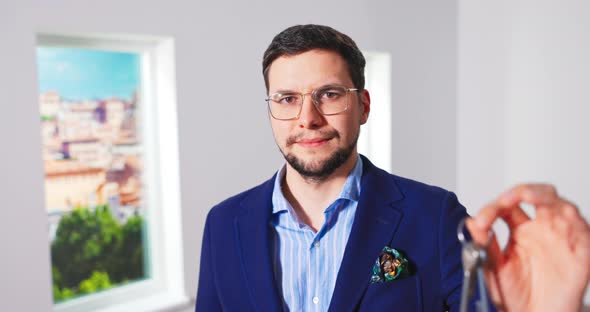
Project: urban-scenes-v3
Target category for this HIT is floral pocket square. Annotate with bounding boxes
[370,246,410,283]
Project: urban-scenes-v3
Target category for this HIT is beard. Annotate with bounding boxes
[280,129,360,182]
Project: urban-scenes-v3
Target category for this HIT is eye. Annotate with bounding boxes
[317,88,345,101]
[323,91,340,99]
[272,94,299,105]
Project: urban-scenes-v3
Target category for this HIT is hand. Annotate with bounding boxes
[466,184,590,312]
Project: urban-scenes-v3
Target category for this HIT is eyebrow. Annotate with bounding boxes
[271,83,346,95]
[272,89,297,95]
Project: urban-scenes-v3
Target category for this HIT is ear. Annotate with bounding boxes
[359,89,371,125]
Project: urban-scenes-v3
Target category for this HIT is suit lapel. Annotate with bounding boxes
[234,176,283,312]
[328,157,405,312]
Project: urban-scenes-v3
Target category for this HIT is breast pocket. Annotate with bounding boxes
[358,275,423,311]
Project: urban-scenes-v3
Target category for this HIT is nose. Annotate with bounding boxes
[298,94,324,129]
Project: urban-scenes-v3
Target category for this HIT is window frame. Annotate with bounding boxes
[37,32,188,312]
[358,51,392,173]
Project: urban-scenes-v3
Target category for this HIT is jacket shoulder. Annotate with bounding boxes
[361,155,454,201]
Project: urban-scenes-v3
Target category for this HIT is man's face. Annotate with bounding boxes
[267,49,370,180]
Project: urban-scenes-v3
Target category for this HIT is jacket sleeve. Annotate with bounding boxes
[195,211,222,311]
[439,192,467,312]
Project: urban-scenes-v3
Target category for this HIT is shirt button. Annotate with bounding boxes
[313,241,320,248]
[313,296,319,304]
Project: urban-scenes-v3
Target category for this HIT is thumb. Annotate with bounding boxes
[466,218,505,306]
[465,218,503,268]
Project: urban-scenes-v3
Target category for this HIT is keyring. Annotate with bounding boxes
[457,217,493,247]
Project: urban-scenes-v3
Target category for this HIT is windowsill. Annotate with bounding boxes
[98,292,192,312]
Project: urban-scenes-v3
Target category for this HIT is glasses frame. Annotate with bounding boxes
[265,86,360,120]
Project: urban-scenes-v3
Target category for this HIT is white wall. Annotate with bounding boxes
[4,0,587,309]
[458,0,590,230]
[457,0,508,213]
[458,0,590,304]
[506,0,590,213]
[0,1,458,310]
[458,0,590,214]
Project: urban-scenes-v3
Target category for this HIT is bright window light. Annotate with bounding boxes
[358,52,392,173]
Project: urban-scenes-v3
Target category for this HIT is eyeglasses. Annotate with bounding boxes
[265,85,359,120]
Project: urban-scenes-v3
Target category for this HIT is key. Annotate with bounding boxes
[476,263,489,312]
[457,218,493,312]
[460,241,480,312]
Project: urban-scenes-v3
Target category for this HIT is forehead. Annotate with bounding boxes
[267,49,353,93]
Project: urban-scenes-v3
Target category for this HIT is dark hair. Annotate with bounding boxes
[262,24,366,92]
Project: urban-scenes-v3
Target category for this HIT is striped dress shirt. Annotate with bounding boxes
[271,155,363,311]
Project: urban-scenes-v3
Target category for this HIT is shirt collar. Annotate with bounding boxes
[271,154,363,214]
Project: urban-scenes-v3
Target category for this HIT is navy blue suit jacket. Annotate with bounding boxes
[196,156,474,311]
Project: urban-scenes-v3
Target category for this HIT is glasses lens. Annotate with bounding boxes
[268,93,302,120]
[313,86,350,115]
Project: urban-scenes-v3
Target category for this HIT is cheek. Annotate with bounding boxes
[344,114,362,132]
[270,121,290,142]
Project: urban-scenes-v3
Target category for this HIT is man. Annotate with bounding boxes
[196,24,590,311]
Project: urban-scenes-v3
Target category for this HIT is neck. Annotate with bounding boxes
[282,152,358,232]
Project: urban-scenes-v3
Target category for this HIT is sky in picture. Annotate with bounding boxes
[37,47,140,101]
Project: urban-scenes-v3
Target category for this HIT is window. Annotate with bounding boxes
[37,33,187,311]
[358,52,392,172]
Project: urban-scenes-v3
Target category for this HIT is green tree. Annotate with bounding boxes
[53,285,74,302]
[51,206,122,288]
[78,271,112,294]
[51,205,145,300]
[110,214,144,282]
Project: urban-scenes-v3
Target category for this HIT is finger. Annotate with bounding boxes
[558,198,581,220]
[473,199,530,232]
[533,197,579,222]
[574,225,590,264]
[466,217,504,302]
[473,183,561,230]
[500,183,560,208]
[570,213,590,261]
[570,222,590,287]
[548,200,582,245]
[551,216,571,244]
[541,198,582,243]
[483,268,506,310]
[466,218,504,266]
[572,227,590,266]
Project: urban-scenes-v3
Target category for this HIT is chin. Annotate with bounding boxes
[299,158,330,171]
[284,147,354,180]
[292,149,334,164]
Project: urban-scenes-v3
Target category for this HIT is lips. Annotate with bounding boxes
[298,137,329,143]
[296,137,331,147]
[286,130,339,147]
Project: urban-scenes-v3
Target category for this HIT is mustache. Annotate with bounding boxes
[286,129,340,145]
